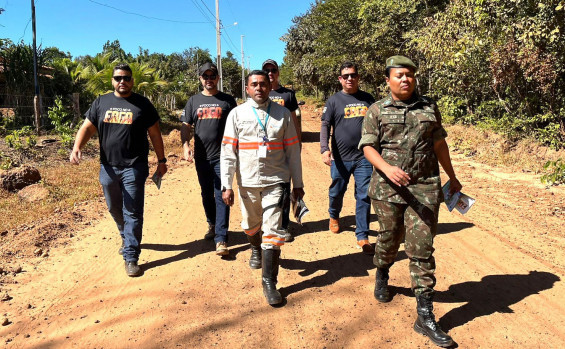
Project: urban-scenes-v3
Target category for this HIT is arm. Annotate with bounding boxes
[148,121,168,177]
[284,111,304,198]
[69,119,97,164]
[290,110,301,142]
[362,146,410,187]
[180,122,194,162]
[220,109,239,194]
[359,105,410,187]
[434,139,462,194]
[320,101,332,166]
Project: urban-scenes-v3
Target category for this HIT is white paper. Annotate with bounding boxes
[258,145,267,158]
[442,180,475,214]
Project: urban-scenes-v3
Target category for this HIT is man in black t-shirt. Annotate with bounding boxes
[70,63,168,277]
[320,61,375,255]
[181,62,236,256]
[262,59,300,242]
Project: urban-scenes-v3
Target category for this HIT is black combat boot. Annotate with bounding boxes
[247,233,262,269]
[374,268,391,303]
[262,249,283,305]
[414,294,454,347]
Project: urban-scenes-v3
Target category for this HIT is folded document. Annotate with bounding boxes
[442,180,475,214]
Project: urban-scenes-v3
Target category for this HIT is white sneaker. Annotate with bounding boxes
[216,242,229,256]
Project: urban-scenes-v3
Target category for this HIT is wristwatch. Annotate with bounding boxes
[158,157,167,164]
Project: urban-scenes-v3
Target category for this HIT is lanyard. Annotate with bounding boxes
[252,101,271,136]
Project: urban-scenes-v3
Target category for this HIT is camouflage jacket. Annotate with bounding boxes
[358,94,447,205]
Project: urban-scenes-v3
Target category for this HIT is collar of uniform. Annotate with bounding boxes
[385,93,422,108]
[248,98,271,109]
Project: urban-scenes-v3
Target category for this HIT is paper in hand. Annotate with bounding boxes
[442,180,475,214]
[291,194,310,225]
[151,168,162,190]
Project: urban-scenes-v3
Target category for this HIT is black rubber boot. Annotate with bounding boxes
[247,233,262,269]
[262,249,282,305]
[413,294,454,347]
[374,268,391,303]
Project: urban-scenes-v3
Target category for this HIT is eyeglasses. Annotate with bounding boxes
[202,74,217,80]
[113,75,132,82]
[340,73,359,80]
[264,68,278,74]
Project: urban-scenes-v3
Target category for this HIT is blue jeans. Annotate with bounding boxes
[195,157,230,243]
[99,162,149,262]
[329,157,372,241]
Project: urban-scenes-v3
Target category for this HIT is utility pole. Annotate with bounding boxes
[31,0,40,134]
[215,0,223,91]
[241,35,245,100]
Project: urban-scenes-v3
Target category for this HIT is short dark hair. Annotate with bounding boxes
[113,63,132,74]
[246,70,269,85]
[339,61,358,75]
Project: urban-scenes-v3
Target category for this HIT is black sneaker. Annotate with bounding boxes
[118,242,125,255]
[125,261,142,277]
[204,225,215,240]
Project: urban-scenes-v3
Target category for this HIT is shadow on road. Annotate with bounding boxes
[279,252,375,297]
[293,214,379,237]
[140,231,250,271]
[301,131,320,143]
[437,271,560,331]
[383,271,560,331]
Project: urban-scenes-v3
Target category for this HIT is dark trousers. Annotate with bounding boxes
[195,157,230,243]
[99,162,148,262]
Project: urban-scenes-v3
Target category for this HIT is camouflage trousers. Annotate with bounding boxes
[372,200,440,296]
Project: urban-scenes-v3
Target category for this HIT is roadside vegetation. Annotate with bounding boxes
[1,0,564,233]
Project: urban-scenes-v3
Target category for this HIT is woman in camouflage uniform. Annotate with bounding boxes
[358,56,462,348]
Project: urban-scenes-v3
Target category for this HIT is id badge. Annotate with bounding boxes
[258,144,267,158]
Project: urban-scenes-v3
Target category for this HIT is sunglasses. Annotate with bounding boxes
[202,74,217,80]
[340,73,359,80]
[113,75,132,82]
[264,68,278,74]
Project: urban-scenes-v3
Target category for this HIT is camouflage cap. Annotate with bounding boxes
[385,56,417,71]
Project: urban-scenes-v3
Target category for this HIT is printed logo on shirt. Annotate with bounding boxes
[197,104,222,119]
[103,108,133,124]
[269,96,285,107]
[343,104,368,118]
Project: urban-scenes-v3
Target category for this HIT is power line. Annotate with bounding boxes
[87,0,208,24]
[189,0,215,28]
[199,0,216,19]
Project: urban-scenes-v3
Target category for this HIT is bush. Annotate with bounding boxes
[47,96,76,148]
[541,159,565,185]
[5,126,36,150]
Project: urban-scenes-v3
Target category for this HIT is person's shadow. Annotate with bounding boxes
[279,252,377,297]
[436,271,560,331]
[140,231,250,271]
[390,271,560,331]
[301,131,320,143]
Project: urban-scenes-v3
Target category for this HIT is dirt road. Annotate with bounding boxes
[1,111,564,348]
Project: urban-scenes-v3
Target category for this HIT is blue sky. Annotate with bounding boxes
[0,0,312,69]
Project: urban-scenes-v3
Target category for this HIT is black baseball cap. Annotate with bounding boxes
[198,62,218,76]
[262,59,279,70]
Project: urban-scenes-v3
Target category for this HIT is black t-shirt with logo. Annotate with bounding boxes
[321,90,375,162]
[181,91,237,160]
[269,86,298,112]
[85,92,160,166]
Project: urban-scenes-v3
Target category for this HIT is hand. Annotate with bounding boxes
[448,177,462,195]
[383,164,411,187]
[322,150,332,166]
[292,187,305,200]
[182,145,194,163]
[157,163,168,177]
[69,148,81,164]
[222,189,234,206]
